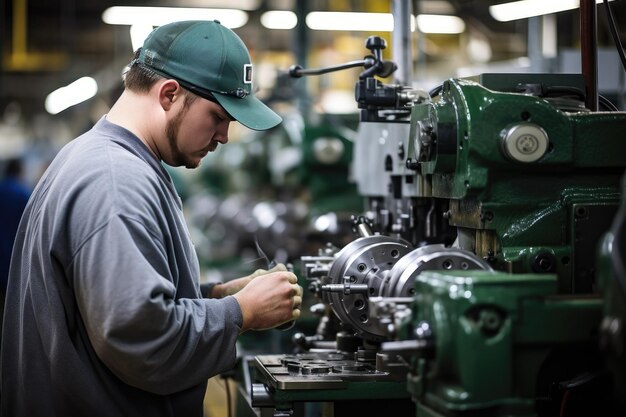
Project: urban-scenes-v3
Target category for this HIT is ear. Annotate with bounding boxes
[157,79,183,111]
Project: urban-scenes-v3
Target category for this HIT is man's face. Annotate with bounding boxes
[165,93,231,169]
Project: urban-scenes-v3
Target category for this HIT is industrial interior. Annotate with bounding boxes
[1,0,626,416]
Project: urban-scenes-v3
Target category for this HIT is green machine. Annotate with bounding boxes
[378,74,626,417]
[596,173,626,415]
[236,29,626,417]
[409,73,624,291]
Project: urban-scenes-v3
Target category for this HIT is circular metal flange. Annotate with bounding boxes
[383,244,492,298]
[326,235,412,342]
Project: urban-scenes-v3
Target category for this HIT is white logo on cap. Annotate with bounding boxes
[243,64,252,84]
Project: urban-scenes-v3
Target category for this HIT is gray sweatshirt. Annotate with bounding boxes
[0,117,243,417]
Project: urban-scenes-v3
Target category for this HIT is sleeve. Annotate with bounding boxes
[69,214,243,395]
[200,282,221,298]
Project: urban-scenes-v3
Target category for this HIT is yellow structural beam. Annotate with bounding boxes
[3,0,67,71]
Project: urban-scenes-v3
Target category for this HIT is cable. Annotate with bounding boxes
[429,84,443,97]
[599,94,620,111]
[559,389,570,417]
[603,0,626,72]
[545,85,586,100]
[546,86,619,111]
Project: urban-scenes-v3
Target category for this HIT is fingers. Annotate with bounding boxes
[293,295,302,309]
[235,269,303,331]
[268,263,288,273]
[286,273,298,285]
[286,297,302,325]
[248,263,288,280]
[248,268,268,279]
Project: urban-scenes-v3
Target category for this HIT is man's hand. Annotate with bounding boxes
[211,264,288,298]
[233,269,303,332]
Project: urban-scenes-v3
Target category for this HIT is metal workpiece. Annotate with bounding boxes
[325,235,413,341]
[383,244,492,298]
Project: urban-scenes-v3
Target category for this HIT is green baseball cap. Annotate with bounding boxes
[137,20,281,131]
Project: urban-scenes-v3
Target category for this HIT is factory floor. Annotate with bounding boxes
[203,376,237,417]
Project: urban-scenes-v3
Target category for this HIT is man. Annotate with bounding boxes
[0,20,302,416]
[0,158,31,339]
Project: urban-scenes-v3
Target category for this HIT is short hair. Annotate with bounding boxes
[123,50,163,93]
[123,50,198,108]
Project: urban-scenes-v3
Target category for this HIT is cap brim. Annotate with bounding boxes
[213,93,282,131]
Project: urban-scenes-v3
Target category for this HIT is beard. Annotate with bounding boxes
[165,104,199,169]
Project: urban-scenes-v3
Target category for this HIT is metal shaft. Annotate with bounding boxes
[580,0,598,111]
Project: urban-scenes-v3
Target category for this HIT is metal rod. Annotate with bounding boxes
[580,0,598,111]
[392,0,413,85]
[289,60,369,78]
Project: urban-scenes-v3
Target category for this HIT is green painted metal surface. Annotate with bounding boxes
[410,77,626,292]
[409,270,603,416]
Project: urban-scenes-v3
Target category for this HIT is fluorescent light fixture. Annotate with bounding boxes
[178,0,259,10]
[45,77,98,115]
[102,7,248,28]
[417,14,465,34]
[260,11,298,30]
[306,12,463,34]
[490,0,615,22]
[306,12,394,31]
[130,24,155,51]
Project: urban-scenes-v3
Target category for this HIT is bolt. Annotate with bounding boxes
[406,158,419,170]
[532,251,556,273]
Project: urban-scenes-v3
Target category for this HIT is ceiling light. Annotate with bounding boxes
[176,0,260,10]
[130,24,155,51]
[260,11,298,30]
[102,7,248,28]
[306,12,463,34]
[306,12,394,31]
[45,77,98,115]
[489,0,615,22]
[417,14,465,34]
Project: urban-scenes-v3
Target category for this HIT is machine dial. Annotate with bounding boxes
[500,122,549,163]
